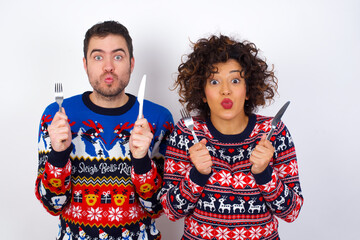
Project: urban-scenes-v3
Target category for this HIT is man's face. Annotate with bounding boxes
[83,34,134,99]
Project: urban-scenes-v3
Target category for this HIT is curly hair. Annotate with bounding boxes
[174,34,278,119]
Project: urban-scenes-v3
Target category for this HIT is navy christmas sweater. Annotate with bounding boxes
[160,114,303,240]
[35,92,174,240]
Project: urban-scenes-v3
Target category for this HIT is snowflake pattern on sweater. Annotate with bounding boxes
[35,92,173,240]
[160,114,303,240]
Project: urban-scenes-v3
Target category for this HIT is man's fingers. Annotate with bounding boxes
[57,133,70,142]
[134,118,150,130]
[53,109,68,121]
[131,137,152,148]
[131,127,153,141]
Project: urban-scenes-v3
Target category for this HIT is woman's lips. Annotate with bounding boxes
[221,98,233,109]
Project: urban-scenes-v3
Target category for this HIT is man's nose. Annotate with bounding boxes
[103,58,114,72]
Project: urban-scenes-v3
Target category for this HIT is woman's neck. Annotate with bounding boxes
[211,114,249,135]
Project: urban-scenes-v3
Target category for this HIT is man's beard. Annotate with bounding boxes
[90,71,130,99]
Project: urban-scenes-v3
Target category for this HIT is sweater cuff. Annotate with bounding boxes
[189,167,212,187]
[131,153,152,175]
[48,144,73,168]
[252,165,273,185]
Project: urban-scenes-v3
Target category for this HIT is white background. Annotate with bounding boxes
[0,0,359,239]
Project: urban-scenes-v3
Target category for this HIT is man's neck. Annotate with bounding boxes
[89,91,129,108]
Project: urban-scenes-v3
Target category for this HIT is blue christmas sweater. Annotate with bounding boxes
[35,91,174,240]
[160,114,303,240]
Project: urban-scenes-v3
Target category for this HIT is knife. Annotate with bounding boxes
[137,74,147,119]
[266,101,290,141]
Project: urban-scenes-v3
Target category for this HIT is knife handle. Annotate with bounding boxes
[266,129,275,141]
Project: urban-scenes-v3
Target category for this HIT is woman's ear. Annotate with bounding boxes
[202,97,207,103]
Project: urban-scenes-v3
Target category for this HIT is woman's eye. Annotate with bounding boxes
[210,79,219,85]
[114,55,122,60]
[94,55,102,61]
[232,78,240,84]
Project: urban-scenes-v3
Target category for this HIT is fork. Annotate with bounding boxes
[180,108,199,143]
[55,83,64,113]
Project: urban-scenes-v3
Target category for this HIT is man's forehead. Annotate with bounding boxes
[88,34,128,53]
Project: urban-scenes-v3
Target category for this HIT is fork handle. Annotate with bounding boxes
[191,131,199,143]
[58,104,63,113]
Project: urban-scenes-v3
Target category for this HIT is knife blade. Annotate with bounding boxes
[137,74,147,119]
[266,101,290,141]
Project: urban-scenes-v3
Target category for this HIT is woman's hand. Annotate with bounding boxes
[249,134,275,174]
[188,139,212,175]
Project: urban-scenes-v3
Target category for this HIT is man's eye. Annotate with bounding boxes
[94,56,102,61]
[210,79,219,85]
[114,55,122,60]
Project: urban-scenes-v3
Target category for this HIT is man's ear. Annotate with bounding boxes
[83,57,87,72]
[130,57,135,73]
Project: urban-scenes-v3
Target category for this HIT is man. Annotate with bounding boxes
[35,20,174,239]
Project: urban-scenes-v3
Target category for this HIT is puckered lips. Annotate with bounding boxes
[104,73,114,84]
[221,98,233,109]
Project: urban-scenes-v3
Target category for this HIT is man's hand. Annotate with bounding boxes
[48,108,72,152]
[250,134,275,174]
[188,139,212,175]
[129,118,154,159]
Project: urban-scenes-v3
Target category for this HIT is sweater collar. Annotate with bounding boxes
[82,91,136,116]
[206,114,256,143]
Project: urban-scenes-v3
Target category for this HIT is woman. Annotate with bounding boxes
[160,35,303,240]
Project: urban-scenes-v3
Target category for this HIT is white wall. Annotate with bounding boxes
[0,0,359,239]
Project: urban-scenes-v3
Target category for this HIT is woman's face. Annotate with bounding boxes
[203,59,248,123]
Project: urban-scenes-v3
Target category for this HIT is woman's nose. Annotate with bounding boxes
[221,83,231,95]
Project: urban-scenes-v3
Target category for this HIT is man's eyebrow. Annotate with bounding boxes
[90,49,104,56]
[112,48,126,54]
[90,48,126,56]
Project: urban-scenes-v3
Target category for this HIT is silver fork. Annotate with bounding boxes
[180,108,199,143]
[55,83,64,112]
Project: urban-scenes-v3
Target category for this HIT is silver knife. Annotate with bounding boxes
[137,74,147,119]
[266,101,290,141]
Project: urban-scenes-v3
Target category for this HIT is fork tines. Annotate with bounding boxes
[55,82,63,94]
[55,82,64,112]
[180,108,190,119]
[180,108,199,143]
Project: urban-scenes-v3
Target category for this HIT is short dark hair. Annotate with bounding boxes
[83,20,133,60]
[174,34,278,119]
